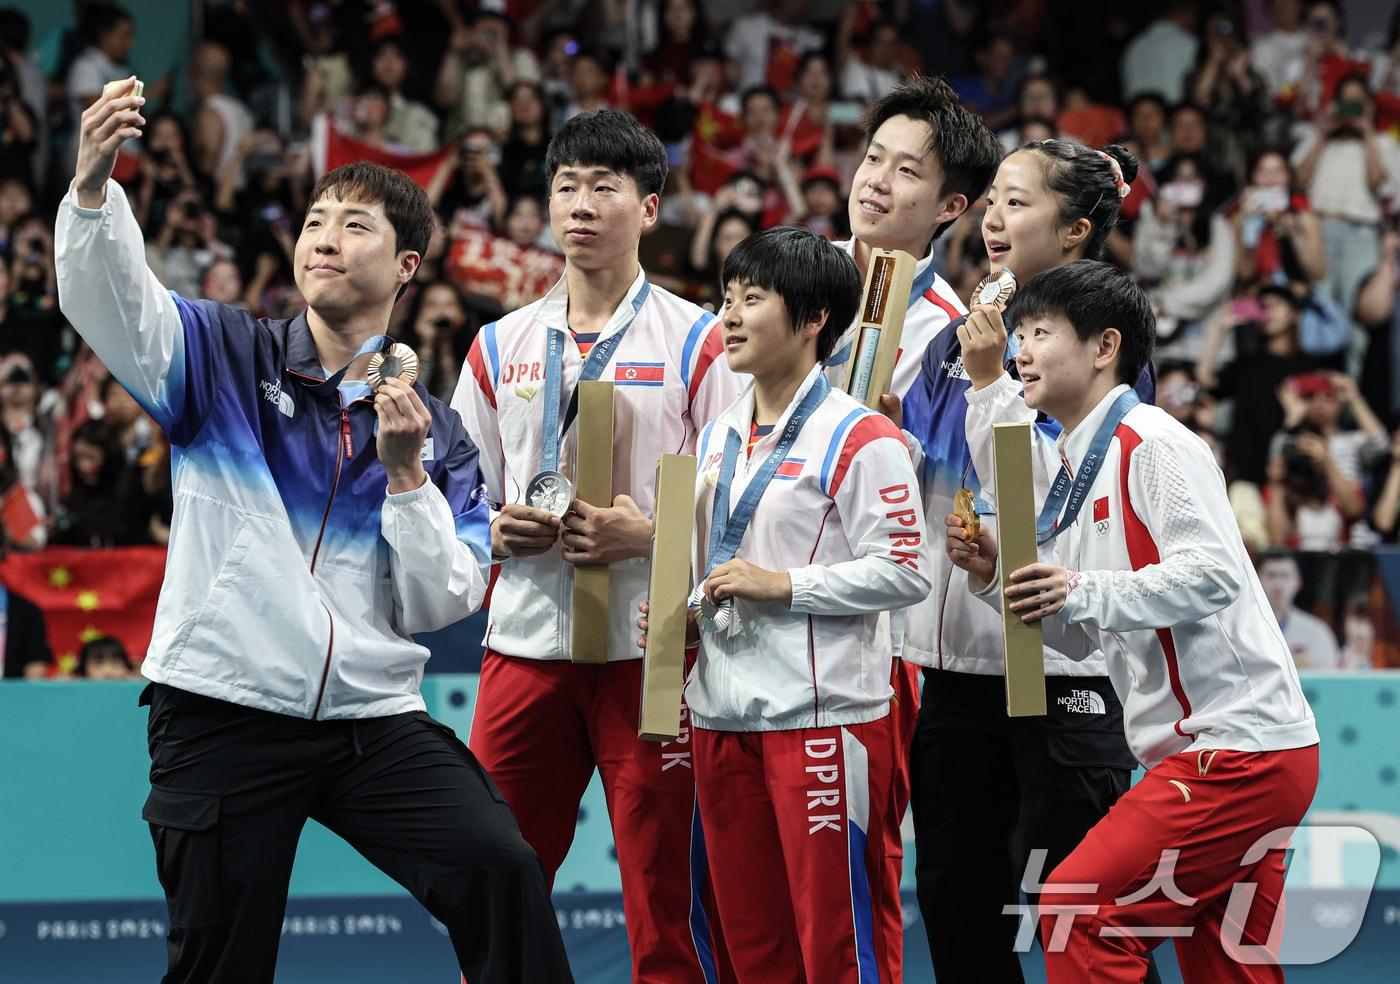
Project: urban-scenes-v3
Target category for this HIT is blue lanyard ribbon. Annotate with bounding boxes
[707,375,830,573]
[540,281,651,472]
[1036,388,1139,544]
[304,334,394,398]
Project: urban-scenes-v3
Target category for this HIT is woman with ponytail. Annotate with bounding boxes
[907,136,1163,984]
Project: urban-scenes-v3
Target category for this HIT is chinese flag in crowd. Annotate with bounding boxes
[310,114,452,189]
[0,546,166,674]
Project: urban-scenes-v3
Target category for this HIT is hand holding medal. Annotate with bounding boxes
[957,268,1018,391]
[366,342,420,391]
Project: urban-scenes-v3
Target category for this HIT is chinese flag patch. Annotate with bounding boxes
[1093,497,1109,522]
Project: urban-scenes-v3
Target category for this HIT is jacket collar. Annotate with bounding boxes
[283,311,324,381]
[533,267,650,340]
[720,362,826,440]
[1057,382,1132,477]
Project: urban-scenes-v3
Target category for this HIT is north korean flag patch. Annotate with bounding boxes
[774,458,805,480]
[1093,496,1110,535]
[614,362,665,386]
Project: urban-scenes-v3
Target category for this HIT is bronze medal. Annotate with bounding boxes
[366,343,420,390]
[970,268,1018,311]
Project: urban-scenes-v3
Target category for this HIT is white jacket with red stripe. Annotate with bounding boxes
[686,366,934,731]
[977,385,1318,769]
[451,269,742,662]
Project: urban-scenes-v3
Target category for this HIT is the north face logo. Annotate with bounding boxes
[941,357,970,381]
[1057,689,1106,714]
[260,379,294,418]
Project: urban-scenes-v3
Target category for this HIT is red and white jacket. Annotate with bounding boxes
[977,386,1318,769]
[686,365,933,732]
[451,269,742,662]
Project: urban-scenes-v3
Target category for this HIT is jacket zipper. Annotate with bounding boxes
[309,402,352,719]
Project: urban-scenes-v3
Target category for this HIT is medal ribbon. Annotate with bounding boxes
[705,375,830,574]
[303,334,394,398]
[540,280,652,472]
[1036,388,1139,545]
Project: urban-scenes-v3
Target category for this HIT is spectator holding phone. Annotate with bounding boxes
[131,112,196,231]
[1371,429,1400,542]
[1263,428,1357,550]
[4,213,63,381]
[1292,72,1400,369]
[1354,226,1399,421]
[1232,147,1326,287]
[1185,9,1270,182]
[435,9,541,137]
[144,188,231,300]
[428,127,508,233]
[1274,369,1388,484]
[1262,370,1375,549]
[1197,283,1318,486]
[1133,151,1236,358]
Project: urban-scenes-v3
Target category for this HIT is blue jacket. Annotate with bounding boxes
[56,180,491,719]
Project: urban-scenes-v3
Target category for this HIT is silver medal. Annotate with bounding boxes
[524,470,574,518]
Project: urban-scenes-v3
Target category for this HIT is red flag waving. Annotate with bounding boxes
[0,546,167,674]
[310,114,451,188]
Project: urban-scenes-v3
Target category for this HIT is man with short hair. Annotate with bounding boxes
[451,109,739,983]
[56,80,571,984]
[823,73,1003,979]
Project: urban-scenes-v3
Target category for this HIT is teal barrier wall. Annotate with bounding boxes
[2,673,1398,981]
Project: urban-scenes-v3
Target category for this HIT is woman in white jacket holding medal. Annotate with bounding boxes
[645,226,932,983]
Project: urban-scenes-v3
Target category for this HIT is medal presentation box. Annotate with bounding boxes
[571,380,615,664]
[843,248,917,407]
[638,454,697,741]
[993,421,1047,717]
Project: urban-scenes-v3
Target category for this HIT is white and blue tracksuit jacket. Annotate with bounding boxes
[55,180,492,719]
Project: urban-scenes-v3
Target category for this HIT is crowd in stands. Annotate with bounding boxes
[2,0,1400,676]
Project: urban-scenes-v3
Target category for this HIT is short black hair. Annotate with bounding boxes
[308,161,435,258]
[78,636,132,676]
[741,84,782,115]
[545,109,667,198]
[87,4,132,40]
[1258,283,1304,311]
[1126,91,1169,119]
[721,227,860,363]
[1019,139,1140,260]
[1168,100,1207,125]
[0,8,31,52]
[1006,260,1155,385]
[862,74,1003,243]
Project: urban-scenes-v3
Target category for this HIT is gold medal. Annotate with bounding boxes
[970,268,1017,311]
[366,343,420,390]
[954,487,981,540]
